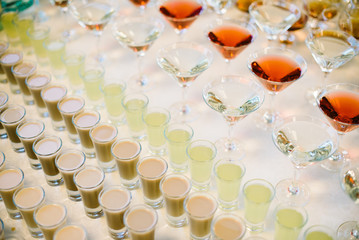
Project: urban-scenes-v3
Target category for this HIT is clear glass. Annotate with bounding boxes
[13,11,34,54]
[43,38,66,79]
[0,91,9,139]
[206,0,232,15]
[340,162,359,204]
[303,225,336,240]
[79,64,105,109]
[101,79,126,126]
[303,0,341,30]
[61,50,85,94]
[54,225,87,240]
[337,221,359,240]
[211,213,246,240]
[1,7,20,46]
[0,40,9,84]
[27,24,50,66]
[339,1,359,39]
[11,60,37,105]
[0,49,23,94]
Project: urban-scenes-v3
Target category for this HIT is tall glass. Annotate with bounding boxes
[43,38,66,79]
[101,79,126,126]
[0,91,9,139]
[0,40,9,84]
[79,64,105,109]
[13,11,34,54]
[0,7,20,47]
[27,24,50,66]
[61,50,85,94]
[0,49,23,94]
[11,60,37,105]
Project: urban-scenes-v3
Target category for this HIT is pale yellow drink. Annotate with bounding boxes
[102,81,126,125]
[304,225,336,240]
[43,39,66,77]
[80,65,104,104]
[1,11,19,43]
[13,15,34,49]
[27,25,50,64]
[62,51,85,89]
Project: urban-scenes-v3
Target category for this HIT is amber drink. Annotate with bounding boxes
[0,49,23,94]
[11,60,37,105]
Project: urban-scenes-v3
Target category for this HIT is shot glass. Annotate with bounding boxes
[41,84,67,131]
[33,135,63,186]
[274,203,308,240]
[0,91,9,139]
[187,139,216,191]
[303,225,336,240]
[74,165,105,218]
[214,159,246,210]
[111,138,142,190]
[90,123,118,173]
[143,107,170,155]
[124,204,158,240]
[13,186,45,238]
[11,60,37,105]
[0,49,23,94]
[0,152,5,171]
[137,156,168,209]
[101,79,126,126]
[160,174,191,227]
[34,203,67,240]
[13,11,34,53]
[99,186,132,239]
[122,93,149,140]
[25,71,52,117]
[184,192,218,240]
[43,38,66,79]
[61,50,85,94]
[54,225,87,240]
[164,122,194,172]
[72,109,101,158]
[211,213,246,240]
[0,218,4,239]
[16,119,45,170]
[0,104,26,152]
[55,149,86,201]
[0,7,20,46]
[0,167,24,219]
[0,41,10,84]
[57,95,85,144]
[243,179,275,233]
[79,64,105,109]
[27,24,50,66]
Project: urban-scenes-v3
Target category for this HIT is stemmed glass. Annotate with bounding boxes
[303,0,341,30]
[69,0,117,63]
[249,0,300,43]
[206,18,257,70]
[49,0,72,40]
[157,41,213,122]
[205,0,232,16]
[247,47,307,130]
[305,29,358,105]
[158,0,204,39]
[272,115,338,206]
[112,16,164,90]
[202,75,265,159]
[316,83,359,172]
[337,221,359,240]
[128,0,151,14]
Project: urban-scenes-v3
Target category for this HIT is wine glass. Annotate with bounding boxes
[272,115,338,206]
[249,0,300,43]
[303,0,341,30]
[316,83,359,172]
[49,0,72,40]
[305,29,358,105]
[157,41,213,122]
[158,0,204,39]
[247,47,307,131]
[112,16,164,90]
[337,221,359,240]
[206,18,257,70]
[69,0,117,63]
[202,75,265,159]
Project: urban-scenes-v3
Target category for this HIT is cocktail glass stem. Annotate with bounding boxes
[225,121,237,151]
[264,91,277,124]
[289,165,301,195]
[180,85,190,116]
[322,70,331,88]
[94,32,105,63]
[61,9,70,40]
[135,53,147,87]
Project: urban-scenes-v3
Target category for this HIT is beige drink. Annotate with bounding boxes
[124,204,158,240]
[13,186,45,238]
[33,135,63,186]
[0,167,24,219]
[25,71,51,117]
[54,225,87,240]
[12,60,37,105]
[111,139,141,189]
[160,174,191,227]
[34,204,67,240]
[16,119,45,169]
[212,213,246,240]
[74,166,105,218]
[0,91,9,139]
[137,156,168,208]
[0,104,26,152]
[73,110,101,158]
[41,84,67,131]
[184,192,218,239]
[55,149,86,201]
[0,152,4,171]
[90,123,118,172]
[99,186,131,239]
[57,95,85,143]
[0,50,23,94]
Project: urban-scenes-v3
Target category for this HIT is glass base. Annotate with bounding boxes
[129,74,151,91]
[120,179,139,190]
[45,177,64,186]
[278,31,295,45]
[167,214,187,228]
[321,149,348,172]
[0,132,7,139]
[28,159,42,170]
[97,160,117,173]
[52,120,66,131]
[215,138,245,160]
[68,134,80,144]
[254,108,281,131]
[245,221,265,233]
[29,228,43,238]
[8,210,22,220]
[190,232,211,240]
[275,178,310,206]
[169,101,199,123]
[148,145,166,156]
[306,86,321,106]
[219,199,238,211]
[11,142,25,153]
[66,189,82,201]
[109,228,128,240]
[144,196,164,209]
[85,206,103,219]
[192,182,210,192]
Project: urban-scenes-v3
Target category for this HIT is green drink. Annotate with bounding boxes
[102,81,126,126]
[214,159,245,210]
[187,140,216,191]
[304,225,336,240]
[27,25,50,65]
[80,65,105,107]
[62,51,85,90]
[165,123,194,172]
[13,15,34,49]
[243,179,275,232]
[1,11,19,43]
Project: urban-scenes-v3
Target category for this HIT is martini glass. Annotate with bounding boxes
[249,0,300,43]
[303,0,341,30]
[206,18,257,70]
[316,83,359,172]
[205,0,232,15]
[337,221,359,240]
[158,0,204,39]
[112,16,164,90]
[128,0,151,14]
[202,75,265,159]
[157,41,213,122]
[247,47,307,131]
[305,29,358,105]
[69,0,117,63]
[272,115,338,206]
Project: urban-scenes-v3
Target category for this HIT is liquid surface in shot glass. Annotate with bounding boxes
[124,99,147,132]
[54,225,87,240]
[216,163,243,202]
[244,184,272,224]
[213,216,245,240]
[275,208,305,240]
[306,231,333,240]
[188,145,214,183]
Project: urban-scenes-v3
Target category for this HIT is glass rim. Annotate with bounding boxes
[79,64,105,81]
[249,0,301,19]
[121,93,149,110]
[111,138,142,161]
[0,151,4,168]
[164,122,194,143]
[25,71,52,89]
[73,165,105,190]
[142,107,171,127]
[26,24,50,38]
[124,204,158,233]
[34,203,67,229]
[274,203,308,229]
[42,38,66,51]
[242,178,275,204]
[40,84,68,101]
[160,173,192,198]
[0,166,24,191]
[53,224,87,239]
[186,139,217,162]
[55,148,86,172]
[184,191,218,219]
[0,49,23,65]
[0,41,9,54]
[211,213,246,239]
[32,135,63,157]
[13,185,45,210]
[16,119,45,140]
[72,109,101,130]
[57,95,85,115]
[11,60,37,77]
[61,50,86,64]
[0,104,26,125]
[98,185,132,211]
[214,159,246,181]
[89,122,118,143]
[303,224,336,238]
[0,91,9,108]
[136,156,168,180]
